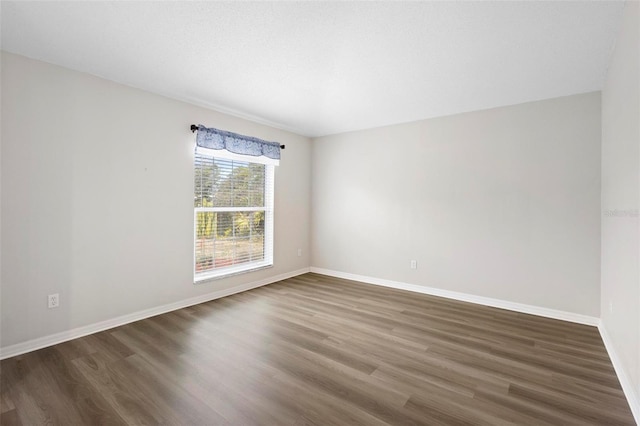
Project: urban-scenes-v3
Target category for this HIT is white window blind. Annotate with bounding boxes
[194,152,274,281]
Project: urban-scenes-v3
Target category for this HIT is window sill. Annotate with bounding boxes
[194,262,273,285]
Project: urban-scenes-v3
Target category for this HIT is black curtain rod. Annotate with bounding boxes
[190,125,285,149]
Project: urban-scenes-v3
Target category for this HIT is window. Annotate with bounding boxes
[194,152,274,281]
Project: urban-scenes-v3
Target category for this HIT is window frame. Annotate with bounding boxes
[193,150,275,283]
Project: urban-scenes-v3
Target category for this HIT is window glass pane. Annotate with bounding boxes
[249,163,265,206]
[214,236,234,269]
[195,210,267,275]
[216,211,234,239]
[207,158,265,208]
[250,235,265,261]
[195,153,272,279]
[250,211,265,236]
[234,212,251,238]
[194,155,217,208]
[195,211,215,272]
[234,237,252,265]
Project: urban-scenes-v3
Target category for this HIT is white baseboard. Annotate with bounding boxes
[0,268,310,360]
[598,323,640,424]
[309,267,600,326]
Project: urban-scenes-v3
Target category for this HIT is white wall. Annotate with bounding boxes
[601,0,640,413]
[0,52,311,349]
[312,92,602,317]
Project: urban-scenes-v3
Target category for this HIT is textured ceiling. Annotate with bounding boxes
[1,1,626,137]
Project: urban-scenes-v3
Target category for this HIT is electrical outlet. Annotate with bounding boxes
[48,293,59,309]
[297,248,302,257]
[410,260,417,269]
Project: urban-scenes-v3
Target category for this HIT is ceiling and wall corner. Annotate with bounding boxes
[0,1,626,137]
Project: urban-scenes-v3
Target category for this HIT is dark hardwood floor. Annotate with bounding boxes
[1,273,635,425]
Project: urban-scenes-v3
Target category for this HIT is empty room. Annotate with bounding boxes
[1,1,639,425]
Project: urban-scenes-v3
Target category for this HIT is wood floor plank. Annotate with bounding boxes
[0,389,16,413]
[0,409,22,426]
[1,272,635,425]
[473,387,590,426]
[72,352,166,425]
